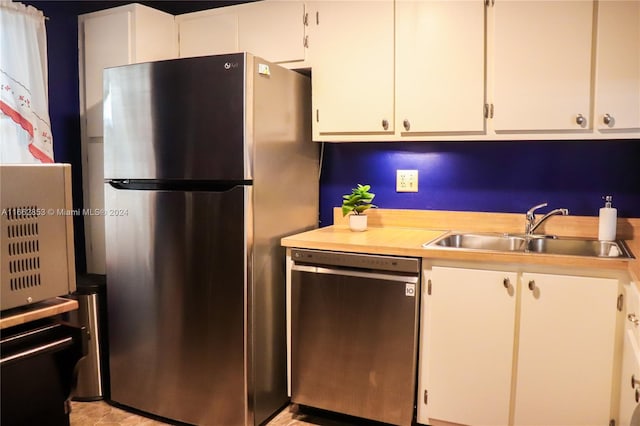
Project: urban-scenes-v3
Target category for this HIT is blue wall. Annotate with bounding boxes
[319,140,640,227]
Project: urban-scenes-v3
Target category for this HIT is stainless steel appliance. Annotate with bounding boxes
[66,274,108,401]
[103,53,318,426]
[290,249,421,426]
[1,318,86,425]
[0,164,76,311]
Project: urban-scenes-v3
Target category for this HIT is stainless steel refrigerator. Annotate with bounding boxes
[103,53,318,426]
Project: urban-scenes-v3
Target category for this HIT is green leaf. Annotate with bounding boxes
[341,183,378,216]
[342,205,354,217]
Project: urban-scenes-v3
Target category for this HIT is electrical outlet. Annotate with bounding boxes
[396,170,418,192]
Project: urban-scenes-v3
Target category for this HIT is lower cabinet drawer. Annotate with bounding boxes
[1,319,87,426]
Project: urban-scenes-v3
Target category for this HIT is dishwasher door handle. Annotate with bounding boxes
[292,264,419,284]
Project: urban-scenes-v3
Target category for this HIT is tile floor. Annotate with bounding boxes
[69,400,373,426]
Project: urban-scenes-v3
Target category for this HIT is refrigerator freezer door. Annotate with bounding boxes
[105,184,248,425]
[103,53,247,181]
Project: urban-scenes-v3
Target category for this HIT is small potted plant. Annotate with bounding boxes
[341,184,377,231]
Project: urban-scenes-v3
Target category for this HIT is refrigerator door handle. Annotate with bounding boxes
[107,180,130,189]
[106,180,251,192]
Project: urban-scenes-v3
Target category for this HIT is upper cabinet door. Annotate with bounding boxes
[594,0,640,132]
[396,0,486,135]
[492,0,594,133]
[177,12,239,58]
[83,11,132,138]
[81,4,176,138]
[310,0,395,138]
[237,1,306,64]
[177,0,306,64]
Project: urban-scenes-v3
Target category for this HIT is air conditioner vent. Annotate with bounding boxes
[5,206,42,293]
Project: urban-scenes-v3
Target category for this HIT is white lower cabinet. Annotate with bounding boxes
[515,272,618,425]
[419,266,516,426]
[418,264,622,426]
[619,282,640,426]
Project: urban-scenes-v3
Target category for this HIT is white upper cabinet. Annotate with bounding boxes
[80,4,177,138]
[515,272,619,425]
[307,0,638,140]
[237,1,306,64]
[309,0,395,138]
[177,0,307,65]
[396,0,486,135]
[491,0,594,133]
[177,11,239,58]
[82,12,130,139]
[594,0,640,133]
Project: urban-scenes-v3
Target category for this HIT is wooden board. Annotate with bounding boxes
[0,297,78,330]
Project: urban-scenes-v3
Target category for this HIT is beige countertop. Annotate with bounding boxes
[282,208,640,282]
[0,297,78,330]
[282,225,445,257]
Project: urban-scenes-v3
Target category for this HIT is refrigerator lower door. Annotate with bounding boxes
[105,184,248,425]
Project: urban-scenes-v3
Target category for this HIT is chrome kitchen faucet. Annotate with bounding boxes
[525,202,569,236]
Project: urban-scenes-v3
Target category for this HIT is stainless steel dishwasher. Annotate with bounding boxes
[290,248,421,426]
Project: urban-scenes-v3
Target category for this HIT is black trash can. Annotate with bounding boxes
[67,274,108,401]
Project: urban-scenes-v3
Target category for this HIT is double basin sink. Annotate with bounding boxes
[425,232,634,259]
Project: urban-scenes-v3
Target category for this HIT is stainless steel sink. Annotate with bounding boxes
[425,232,634,259]
[429,233,527,252]
[525,237,632,258]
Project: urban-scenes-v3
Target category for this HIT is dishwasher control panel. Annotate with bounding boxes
[291,248,420,274]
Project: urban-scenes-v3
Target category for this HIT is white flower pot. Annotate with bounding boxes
[349,214,368,232]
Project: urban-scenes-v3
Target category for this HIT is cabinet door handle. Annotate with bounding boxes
[528,280,536,291]
[628,313,640,327]
[382,119,389,130]
[603,113,613,126]
[636,388,639,403]
[631,374,640,389]
[576,114,586,126]
[503,277,510,288]
[403,119,410,131]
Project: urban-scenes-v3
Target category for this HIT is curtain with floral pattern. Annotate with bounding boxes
[0,0,53,163]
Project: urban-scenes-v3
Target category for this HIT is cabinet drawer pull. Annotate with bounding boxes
[628,313,640,327]
[528,280,536,291]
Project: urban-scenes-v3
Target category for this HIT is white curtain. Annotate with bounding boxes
[0,0,53,163]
